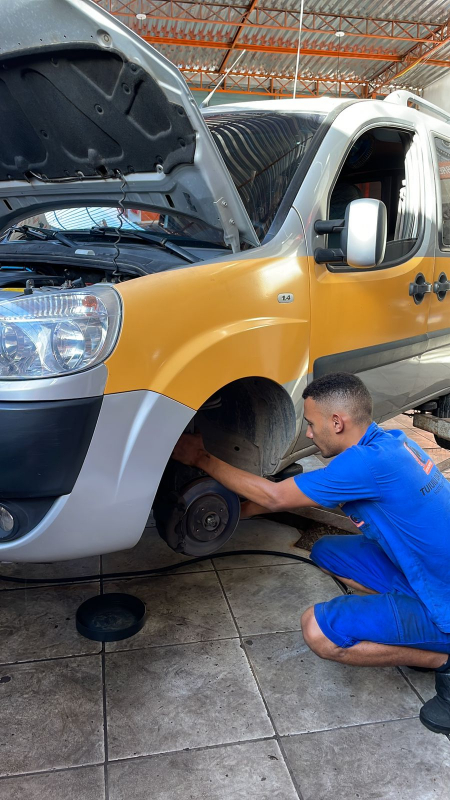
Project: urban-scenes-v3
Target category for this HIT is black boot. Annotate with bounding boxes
[420,670,450,734]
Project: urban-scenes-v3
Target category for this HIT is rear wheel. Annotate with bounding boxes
[435,395,450,450]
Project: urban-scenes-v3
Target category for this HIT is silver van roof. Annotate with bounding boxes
[384,90,450,126]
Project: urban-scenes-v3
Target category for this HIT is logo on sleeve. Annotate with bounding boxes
[403,441,434,475]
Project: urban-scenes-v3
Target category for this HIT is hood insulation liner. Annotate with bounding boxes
[0,47,196,181]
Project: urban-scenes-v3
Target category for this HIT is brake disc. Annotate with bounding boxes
[162,477,240,556]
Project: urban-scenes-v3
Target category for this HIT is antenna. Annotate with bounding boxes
[200,50,247,109]
[293,0,305,99]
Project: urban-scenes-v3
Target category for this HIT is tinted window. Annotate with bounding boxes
[204,111,324,238]
[435,137,450,247]
[330,127,423,264]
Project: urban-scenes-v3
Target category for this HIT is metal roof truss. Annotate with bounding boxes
[93,1,450,99]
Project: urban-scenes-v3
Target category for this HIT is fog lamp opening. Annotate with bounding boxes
[0,506,14,536]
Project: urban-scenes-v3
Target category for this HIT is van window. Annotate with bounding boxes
[434,137,450,247]
[204,110,324,239]
[329,127,423,264]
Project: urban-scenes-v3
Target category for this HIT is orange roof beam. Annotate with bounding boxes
[369,17,450,90]
[219,0,259,73]
[181,66,372,86]
[185,76,371,100]
[138,33,450,67]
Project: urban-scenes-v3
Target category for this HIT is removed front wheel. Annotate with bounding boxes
[154,476,240,556]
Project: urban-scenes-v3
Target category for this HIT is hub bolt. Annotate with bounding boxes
[204,512,220,532]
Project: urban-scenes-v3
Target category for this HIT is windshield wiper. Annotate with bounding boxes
[9,225,75,249]
[90,226,202,264]
[6,224,228,264]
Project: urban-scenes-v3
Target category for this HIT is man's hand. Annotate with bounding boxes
[172,433,207,468]
[172,434,317,514]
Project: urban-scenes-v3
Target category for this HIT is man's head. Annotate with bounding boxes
[302,373,373,458]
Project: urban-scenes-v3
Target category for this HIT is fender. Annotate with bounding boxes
[105,253,310,410]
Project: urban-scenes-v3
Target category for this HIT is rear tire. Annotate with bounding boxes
[434,395,450,450]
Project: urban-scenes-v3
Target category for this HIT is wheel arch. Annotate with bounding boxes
[152,375,296,552]
[190,375,297,477]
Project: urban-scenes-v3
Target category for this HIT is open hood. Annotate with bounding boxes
[0,0,259,251]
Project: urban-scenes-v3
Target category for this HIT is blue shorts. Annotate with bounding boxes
[310,535,450,654]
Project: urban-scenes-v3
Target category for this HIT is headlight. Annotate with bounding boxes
[0,286,121,379]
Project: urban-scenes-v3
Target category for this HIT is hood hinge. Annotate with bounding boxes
[214,197,241,253]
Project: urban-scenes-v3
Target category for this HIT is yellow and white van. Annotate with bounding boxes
[1,0,450,561]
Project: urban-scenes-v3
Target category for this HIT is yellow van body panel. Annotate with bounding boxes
[104,254,310,409]
[429,256,450,336]
[308,255,435,371]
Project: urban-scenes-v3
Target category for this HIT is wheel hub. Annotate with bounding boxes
[157,477,240,555]
[187,496,229,541]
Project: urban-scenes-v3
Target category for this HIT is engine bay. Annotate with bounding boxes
[0,225,229,293]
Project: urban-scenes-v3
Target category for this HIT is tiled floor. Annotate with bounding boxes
[1,414,450,798]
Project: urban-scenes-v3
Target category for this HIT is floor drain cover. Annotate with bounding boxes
[76,593,146,642]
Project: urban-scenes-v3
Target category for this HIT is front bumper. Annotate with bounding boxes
[0,388,194,562]
[0,395,103,500]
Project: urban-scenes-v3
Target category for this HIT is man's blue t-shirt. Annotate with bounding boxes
[294,422,450,632]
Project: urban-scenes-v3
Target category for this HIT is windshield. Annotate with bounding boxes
[204,110,325,238]
[6,207,226,246]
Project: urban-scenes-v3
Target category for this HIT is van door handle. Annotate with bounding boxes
[433,273,450,300]
[409,273,432,304]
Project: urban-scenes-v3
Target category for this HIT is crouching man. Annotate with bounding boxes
[172,373,450,734]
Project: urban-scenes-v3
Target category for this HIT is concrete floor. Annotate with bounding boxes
[1,414,450,798]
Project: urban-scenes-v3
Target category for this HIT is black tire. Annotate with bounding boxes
[434,435,450,450]
[434,395,450,450]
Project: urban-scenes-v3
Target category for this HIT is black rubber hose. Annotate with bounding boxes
[0,549,348,591]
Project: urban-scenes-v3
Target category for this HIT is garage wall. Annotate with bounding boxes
[423,73,450,113]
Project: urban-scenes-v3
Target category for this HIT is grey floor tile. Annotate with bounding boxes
[282,718,450,800]
[432,449,450,464]
[0,583,101,664]
[0,765,105,800]
[213,519,310,570]
[108,740,298,800]
[245,631,421,735]
[0,557,100,590]
[104,571,236,652]
[105,639,273,759]
[219,564,338,636]
[383,418,409,428]
[0,656,104,776]
[400,666,436,702]
[102,527,212,577]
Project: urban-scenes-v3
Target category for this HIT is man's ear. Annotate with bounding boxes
[331,413,345,433]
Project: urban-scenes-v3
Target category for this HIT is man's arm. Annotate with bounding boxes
[172,434,319,513]
[240,500,273,519]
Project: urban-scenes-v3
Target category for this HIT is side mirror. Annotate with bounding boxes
[314,198,387,268]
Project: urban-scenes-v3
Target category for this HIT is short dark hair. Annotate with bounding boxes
[302,372,373,424]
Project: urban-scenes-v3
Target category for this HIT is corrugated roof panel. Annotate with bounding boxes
[259,0,449,22]
[93,0,450,95]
